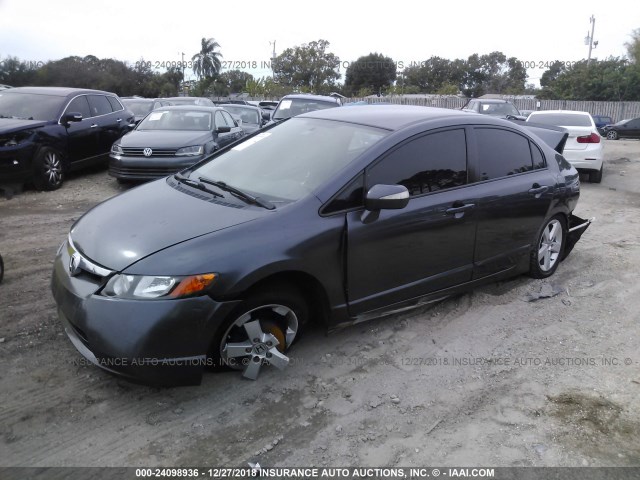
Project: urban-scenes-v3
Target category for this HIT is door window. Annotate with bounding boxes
[367,129,467,196]
[474,128,534,180]
[221,111,237,127]
[87,95,113,117]
[64,96,91,119]
[107,96,123,111]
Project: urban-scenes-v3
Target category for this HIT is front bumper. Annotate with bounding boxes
[0,143,36,184]
[109,154,205,181]
[51,242,240,386]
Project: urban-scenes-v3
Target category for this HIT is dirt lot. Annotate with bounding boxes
[1,141,639,468]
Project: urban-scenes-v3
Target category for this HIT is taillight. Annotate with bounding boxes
[577,132,601,143]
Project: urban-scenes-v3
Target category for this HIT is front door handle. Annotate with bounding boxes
[116,118,122,122]
[528,184,549,197]
[90,124,98,128]
[446,203,475,218]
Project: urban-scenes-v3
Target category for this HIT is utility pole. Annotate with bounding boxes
[586,15,598,66]
[181,52,186,94]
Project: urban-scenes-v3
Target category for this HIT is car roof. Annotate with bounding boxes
[219,104,260,110]
[471,99,512,104]
[302,105,485,131]
[281,94,339,103]
[162,97,212,101]
[152,105,225,112]
[529,110,591,115]
[3,86,117,97]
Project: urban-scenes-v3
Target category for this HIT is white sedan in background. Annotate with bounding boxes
[527,110,604,183]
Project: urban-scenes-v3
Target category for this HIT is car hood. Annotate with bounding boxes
[0,117,50,133]
[70,179,264,271]
[118,130,212,148]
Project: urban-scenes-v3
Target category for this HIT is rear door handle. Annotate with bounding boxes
[528,184,549,196]
[446,203,475,218]
[90,124,98,128]
[116,118,122,122]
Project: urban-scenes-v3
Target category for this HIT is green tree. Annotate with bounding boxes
[0,56,39,85]
[625,28,640,63]
[191,37,223,80]
[344,53,397,96]
[272,39,340,93]
[218,69,254,94]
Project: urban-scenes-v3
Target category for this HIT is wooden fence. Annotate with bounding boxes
[345,97,640,121]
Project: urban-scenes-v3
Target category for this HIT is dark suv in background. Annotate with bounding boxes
[0,87,134,190]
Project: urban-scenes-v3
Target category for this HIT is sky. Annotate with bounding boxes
[1,0,639,86]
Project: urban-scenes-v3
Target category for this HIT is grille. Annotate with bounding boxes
[121,147,178,157]
[110,165,181,178]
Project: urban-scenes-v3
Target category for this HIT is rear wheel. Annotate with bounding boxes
[606,130,618,140]
[209,286,307,380]
[529,215,566,279]
[589,166,603,183]
[32,147,64,191]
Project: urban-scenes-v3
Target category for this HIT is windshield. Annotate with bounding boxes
[480,102,520,116]
[192,118,388,203]
[273,98,339,120]
[222,106,260,125]
[137,110,212,131]
[0,92,64,121]
[529,113,592,127]
[123,100,153,116]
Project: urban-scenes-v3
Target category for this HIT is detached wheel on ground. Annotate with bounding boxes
[209,285,308,380]
[32,147,64,191]
[589,166,603,183]
[529,215,566,279]
[606,130,618,140]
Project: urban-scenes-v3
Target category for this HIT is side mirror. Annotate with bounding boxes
[216,126,232,133]
[365,184,409,211]
[262,111,271,121]
[63,112,83,123]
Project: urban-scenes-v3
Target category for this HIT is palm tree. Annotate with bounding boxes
[191,37,223,80]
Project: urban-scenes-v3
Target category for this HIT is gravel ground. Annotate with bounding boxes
[0,141,639,467]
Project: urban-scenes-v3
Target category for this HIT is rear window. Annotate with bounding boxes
[529,113,592,127]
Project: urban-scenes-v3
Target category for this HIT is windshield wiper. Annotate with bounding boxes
[198,176,275,210]
[174,173,223,198]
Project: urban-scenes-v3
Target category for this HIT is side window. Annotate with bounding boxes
[367,129,467,197]
[107,96,123,112]
[214,111,228,128]
[323,173,364,214]
[87,95,113,117]
[475,128,533,181]
[64,96,91,119]
[530,142,546,170]
[222,111,236,127]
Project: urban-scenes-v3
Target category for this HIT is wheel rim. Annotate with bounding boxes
[220,304,299,380]
[43,151,62,186]
[606,131,617,140]
[538,219,563,272]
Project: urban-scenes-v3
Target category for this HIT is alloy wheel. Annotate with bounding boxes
[538,219,563,272]
[43,151,63,186]
[220,304,299,380]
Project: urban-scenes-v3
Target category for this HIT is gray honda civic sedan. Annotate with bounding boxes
[51,106,589,386]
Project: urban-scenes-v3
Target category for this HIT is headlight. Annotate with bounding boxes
[111,144,123,155]
[0,130,33,147]
[101,273,216,299]
[176,145,204,156]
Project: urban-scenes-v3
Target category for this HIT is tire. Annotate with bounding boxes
[606,130,618,140]
[589,165,603,183]
[529,215,566,279]
[32,147,64,191]
[0,254,4,284]
[208,285,308,379]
